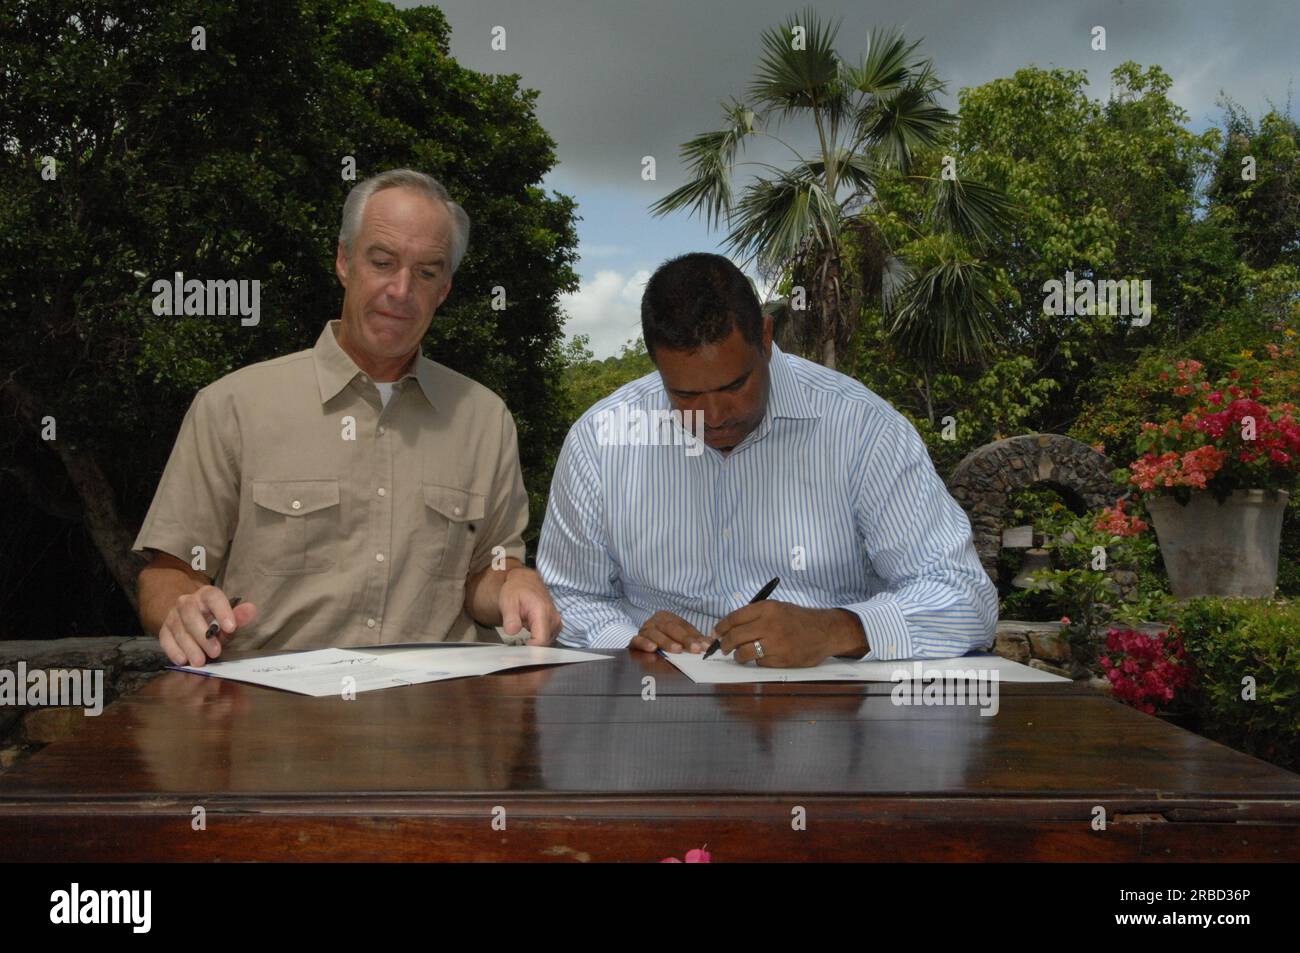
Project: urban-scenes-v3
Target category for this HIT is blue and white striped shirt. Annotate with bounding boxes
[537,344,997,660]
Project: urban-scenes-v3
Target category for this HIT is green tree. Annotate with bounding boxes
[651,9,1012,371]
[848,62,1241,476]
[1207,99,1300,272]
[951,63,1231,421]
[0,0,577,634]
[557,335,655,429]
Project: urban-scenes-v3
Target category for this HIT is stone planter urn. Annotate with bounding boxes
[1145,489,1289,599]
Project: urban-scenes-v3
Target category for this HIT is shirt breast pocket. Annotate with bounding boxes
[251,479,341,576]
[419,483,486,578]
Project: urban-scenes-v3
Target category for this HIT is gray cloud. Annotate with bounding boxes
[409,0,1298,190]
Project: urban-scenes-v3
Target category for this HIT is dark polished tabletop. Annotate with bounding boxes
[1,648,1297,861]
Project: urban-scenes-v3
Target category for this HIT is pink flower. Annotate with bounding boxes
[1098,628,1190,716]
[661,846,712,862]
[1093,501,1149,536]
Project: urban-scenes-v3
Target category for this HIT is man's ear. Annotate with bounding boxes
[335,241,350,287]
[762,313,774,355]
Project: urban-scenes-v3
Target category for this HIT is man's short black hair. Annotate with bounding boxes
[641,253,763,358]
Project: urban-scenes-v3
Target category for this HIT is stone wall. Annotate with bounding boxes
[995,620,1171,686]
[0,636,168,772]
[947,433,1122,581]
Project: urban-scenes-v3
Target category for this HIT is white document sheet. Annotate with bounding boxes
[663,650,1072,684]
[172,644,611,697]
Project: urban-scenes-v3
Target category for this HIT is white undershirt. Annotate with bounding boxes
[375,381,396,408]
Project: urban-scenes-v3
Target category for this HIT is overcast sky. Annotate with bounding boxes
[398,0,1298,357]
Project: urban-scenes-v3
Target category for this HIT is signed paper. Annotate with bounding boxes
[172,644,611,697]
[663,650,1071,684]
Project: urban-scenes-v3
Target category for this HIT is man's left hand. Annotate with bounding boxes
[715,601,867,667]
[499,567,563,645]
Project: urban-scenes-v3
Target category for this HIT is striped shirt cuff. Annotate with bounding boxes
[581,619,640,650]
[842,598,913,661]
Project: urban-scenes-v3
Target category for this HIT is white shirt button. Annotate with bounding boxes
[366,618,376,628]
[453,506,463,516]
[375,552,385,562]
[378,425,386,435]
[722,527,731,538]
[377,487,386,497]
[291,500,302,510]
[732,592,743,601]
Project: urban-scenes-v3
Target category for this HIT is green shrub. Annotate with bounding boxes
[1175,598,1300,771]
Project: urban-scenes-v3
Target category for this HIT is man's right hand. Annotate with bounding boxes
[629,611,709,654]
[158,585,258,667]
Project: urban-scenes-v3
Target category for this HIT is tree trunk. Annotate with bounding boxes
[921,363,935,426]
[821,335,837,370]
[817,253,843,371]
[48,443,146,612]
[1,380,145,612]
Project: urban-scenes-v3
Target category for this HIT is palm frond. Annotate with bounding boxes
[844,27,919,95]
[748,8,843,121]
[927,176,1019,244]
[725,168,840,275]
[880,253,912,312]
[886,255,1000,364]
[649,98,757,227]
[804,149,877,200]
[854,82,955,171]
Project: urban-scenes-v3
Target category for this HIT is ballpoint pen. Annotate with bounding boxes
[205,596,243,641]
[702,576,779,659]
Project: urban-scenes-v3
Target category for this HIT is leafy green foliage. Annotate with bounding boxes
[1176,598,1300,771]
[557,336,655,428]
[1023,508,1170,665]
[0,0,578,632]
[852,63,1230,447]
[1206,101,1300,271]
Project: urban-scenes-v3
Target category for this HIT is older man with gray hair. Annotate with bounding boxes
[135,169,562,665]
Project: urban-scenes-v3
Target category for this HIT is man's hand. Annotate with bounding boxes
[158,584,259,667]
[630,611,709,654]
[499,567,563,645]
[715,602,867,668]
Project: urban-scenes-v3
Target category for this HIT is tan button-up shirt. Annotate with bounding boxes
[133,320,528,649]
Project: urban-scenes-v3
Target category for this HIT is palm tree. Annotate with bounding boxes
[651,9,1015,371]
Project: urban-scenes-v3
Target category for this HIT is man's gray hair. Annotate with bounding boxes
[338,169,471,274]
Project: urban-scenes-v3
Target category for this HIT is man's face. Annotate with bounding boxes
[654,317,773,453]
[334,187,455,368]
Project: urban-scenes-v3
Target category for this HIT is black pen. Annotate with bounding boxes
[702,577,779,660]
[205,597,243,641]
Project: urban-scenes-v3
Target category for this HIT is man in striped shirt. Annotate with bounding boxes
[537,253,997,666]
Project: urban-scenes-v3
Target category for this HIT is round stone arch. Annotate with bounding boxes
[946,434,1122,583]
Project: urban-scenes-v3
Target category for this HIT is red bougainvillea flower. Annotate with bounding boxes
[1128,446,1227,491]
[1093,500,1149,536]
[1099,628,1191,716]
[1130,344,1300,497]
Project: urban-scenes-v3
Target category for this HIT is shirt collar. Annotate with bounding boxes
[313,320,439,409]
[764,343,819,420]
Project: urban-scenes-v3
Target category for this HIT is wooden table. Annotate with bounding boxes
[1,649,1297,861]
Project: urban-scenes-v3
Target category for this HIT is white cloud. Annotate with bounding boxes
[561,268,650,358]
